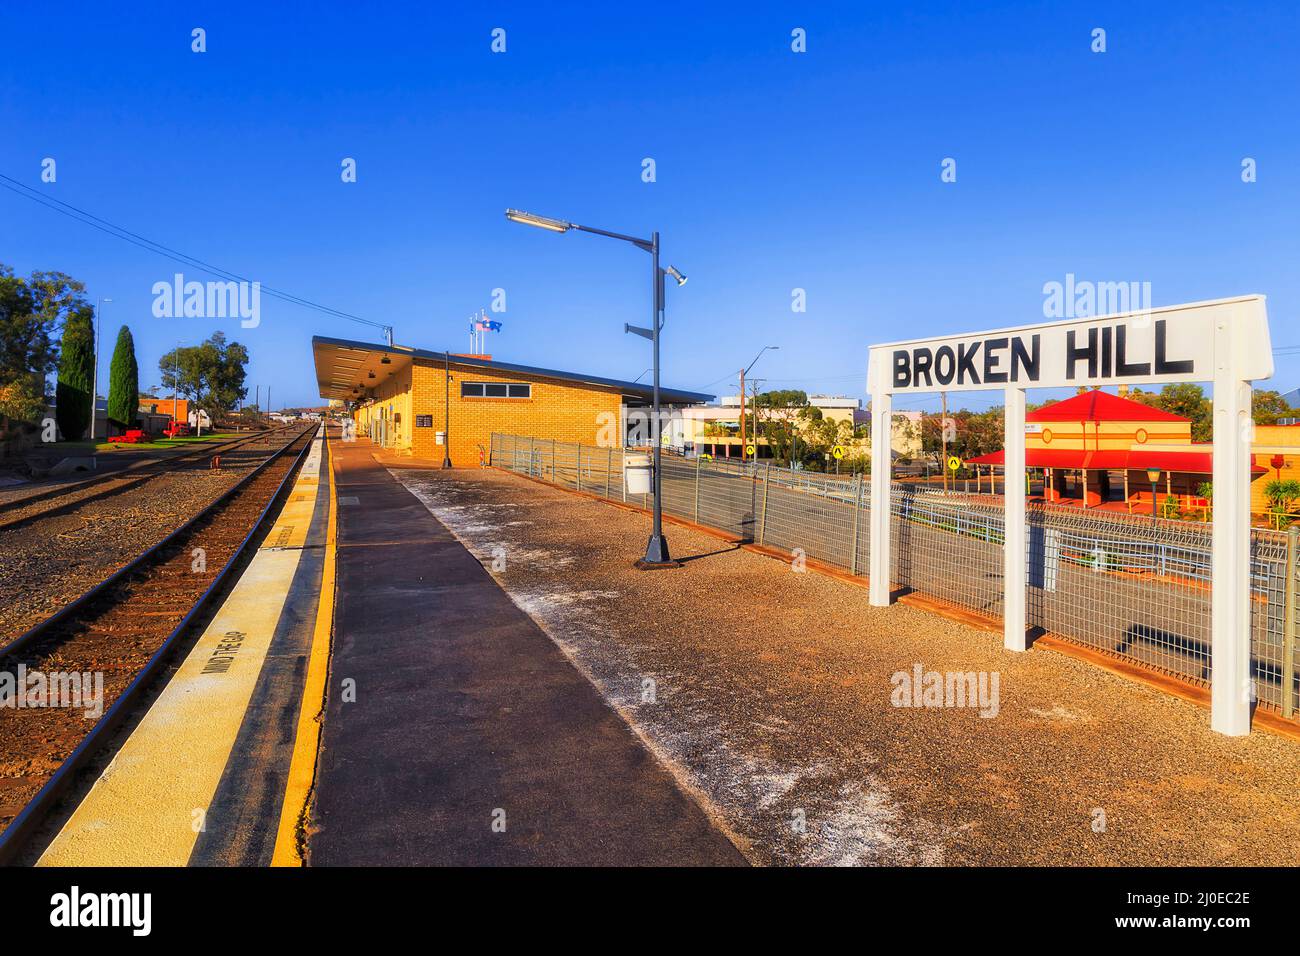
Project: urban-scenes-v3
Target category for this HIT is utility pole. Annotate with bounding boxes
[739,367,747,462]
[89,297,111,439]
[941,391,949,491]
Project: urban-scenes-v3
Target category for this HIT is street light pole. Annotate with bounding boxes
[505,208,685,567]
[739,346,778,463]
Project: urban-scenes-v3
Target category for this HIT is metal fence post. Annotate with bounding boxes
[576,442,582,492]
[850,472,862,575]
[758,463,771,545]
[1285,527,1297,719]
[606,447,612,499]
[694,455,702,523]
[622,449,628,503]
[551,439,557,481]
[529,436,536,476]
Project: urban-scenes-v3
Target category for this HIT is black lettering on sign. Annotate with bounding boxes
[913,349,934,387]
[983,337,1009,384]
[892,350,910,389]
[957,342,980,384]
[1066,328,1098,380]
[886,319,1195,391]
[933,345,956,385]
[1154,319,1194,375]
[1011,334,1040,382]
[1115,324,1150,377]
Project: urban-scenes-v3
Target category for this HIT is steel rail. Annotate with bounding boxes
[0,425,296,530]
[0,424,318,865]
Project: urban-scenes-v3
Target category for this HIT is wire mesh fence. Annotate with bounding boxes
[490,433,1300,717]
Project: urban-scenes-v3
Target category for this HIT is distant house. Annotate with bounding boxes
[140,396,210,431]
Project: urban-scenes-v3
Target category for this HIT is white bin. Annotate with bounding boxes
[624,453,652,495]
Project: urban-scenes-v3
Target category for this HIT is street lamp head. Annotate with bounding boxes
[1146,467,1162,484]
[505,208,572,233]
[664,265,687,286]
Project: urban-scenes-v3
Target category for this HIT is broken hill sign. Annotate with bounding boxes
[867,296,1272,736]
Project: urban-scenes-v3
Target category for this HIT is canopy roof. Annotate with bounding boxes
[1028,390,1188,423]
[313,335,714,405]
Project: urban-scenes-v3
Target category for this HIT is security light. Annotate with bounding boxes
[381,355,391,365]
[505,208,572,233]
[664,265,687,286]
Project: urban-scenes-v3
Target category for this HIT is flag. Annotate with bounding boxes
[475,319,502,332]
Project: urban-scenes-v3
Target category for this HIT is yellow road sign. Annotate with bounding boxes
[947,455,962,472]
[832,445,845,460]
[745,444,756,456]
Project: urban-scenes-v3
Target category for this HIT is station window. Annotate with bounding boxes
[461,382,531,399]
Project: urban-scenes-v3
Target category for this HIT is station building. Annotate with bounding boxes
[312,335,713,466]
[964,389,1300,519]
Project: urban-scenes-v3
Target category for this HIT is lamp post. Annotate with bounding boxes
[505,208,686,568]
[89,297,112,439]
[1146,467,1162,522]
[739,346,779,463]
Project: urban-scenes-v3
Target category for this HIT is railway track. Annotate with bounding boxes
[0,424,318,864]
[0,426,297,534]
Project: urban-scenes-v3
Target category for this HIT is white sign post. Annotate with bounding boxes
[867,296,1271,735]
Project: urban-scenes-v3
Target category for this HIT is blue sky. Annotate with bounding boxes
[2,1,1297,412]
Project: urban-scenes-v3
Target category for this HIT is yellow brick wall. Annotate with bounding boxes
[355,358,624,466]
[1250,424,1300,516]
[354,363,413,449]
[1030,420,1192,452]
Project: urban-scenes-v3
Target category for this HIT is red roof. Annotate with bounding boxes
[967,448,1266,475]
[1028,390,1189,423]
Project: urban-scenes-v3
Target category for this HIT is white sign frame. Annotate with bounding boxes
[867,295,1272,736]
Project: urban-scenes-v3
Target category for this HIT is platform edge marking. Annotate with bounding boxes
[271,431,338,866]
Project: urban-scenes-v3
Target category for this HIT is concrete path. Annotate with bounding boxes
[308,437,744,866]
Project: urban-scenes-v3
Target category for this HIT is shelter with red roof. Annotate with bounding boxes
[966,388,1269,513]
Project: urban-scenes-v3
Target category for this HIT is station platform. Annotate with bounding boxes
[35,429,333,866]
[310,436,744,865]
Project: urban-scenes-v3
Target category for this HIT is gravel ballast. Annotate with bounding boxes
[392,464,1300,867]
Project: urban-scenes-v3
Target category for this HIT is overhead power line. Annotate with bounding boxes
[0,173,391,335]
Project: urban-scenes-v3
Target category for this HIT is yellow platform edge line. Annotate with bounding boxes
[270,432,337,867]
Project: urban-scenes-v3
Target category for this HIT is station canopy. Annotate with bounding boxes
[312,335,714,406]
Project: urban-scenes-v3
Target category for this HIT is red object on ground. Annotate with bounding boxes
[163,422,190,438]
[107,429,147,444]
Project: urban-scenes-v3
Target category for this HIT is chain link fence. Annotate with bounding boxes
[490,433,1300,717]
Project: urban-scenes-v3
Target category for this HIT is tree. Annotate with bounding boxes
[158,332,250,428]
[753,390,809,464]
[1252,389,1291,425]
[107,325,139,428]
[0,265,88,432]
[1129,383,1212,442]
[55,305,95,440]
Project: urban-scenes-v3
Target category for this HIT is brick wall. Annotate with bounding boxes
[356,358,624,466]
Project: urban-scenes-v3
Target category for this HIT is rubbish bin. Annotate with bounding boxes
[624,453,651,495]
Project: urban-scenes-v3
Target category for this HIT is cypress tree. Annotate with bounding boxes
[55,306,94,441]
[107,324,139,429]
